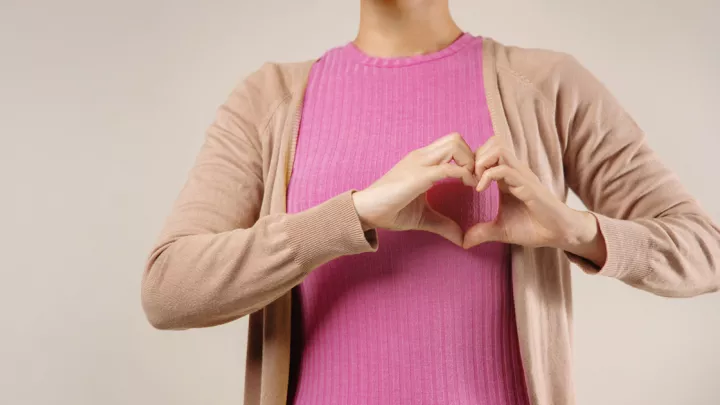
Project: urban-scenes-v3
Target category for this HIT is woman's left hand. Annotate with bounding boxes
[463,136,607,266]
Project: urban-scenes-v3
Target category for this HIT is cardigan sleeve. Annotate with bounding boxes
[553,55,720,297]
[141,67,377,330]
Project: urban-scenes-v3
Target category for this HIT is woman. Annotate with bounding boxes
[141,1,720,404]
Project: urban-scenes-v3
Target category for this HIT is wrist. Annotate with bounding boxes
[558,209,607,267]
[351,190,375,232]
[563,210,597,247]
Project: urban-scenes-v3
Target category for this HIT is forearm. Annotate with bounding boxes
[142,215,298,329]
[142,191,377,330]
[556,204,720,297]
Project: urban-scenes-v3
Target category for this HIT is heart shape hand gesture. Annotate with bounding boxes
[352,133,605,263]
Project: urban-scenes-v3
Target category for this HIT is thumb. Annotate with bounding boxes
[418,205,464,247]
[463,221,504,249]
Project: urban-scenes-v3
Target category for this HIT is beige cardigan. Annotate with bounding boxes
[142,38,720,405]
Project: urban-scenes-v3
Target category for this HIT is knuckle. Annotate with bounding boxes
[443,132,463,147]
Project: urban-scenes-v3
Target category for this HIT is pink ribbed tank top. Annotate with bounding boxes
[286,33,529,405]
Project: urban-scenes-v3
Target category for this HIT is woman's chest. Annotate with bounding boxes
[287,77,498,227]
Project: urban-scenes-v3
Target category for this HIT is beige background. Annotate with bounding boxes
[2,0,719,404]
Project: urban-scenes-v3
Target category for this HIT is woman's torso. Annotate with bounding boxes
[286,34,530,405]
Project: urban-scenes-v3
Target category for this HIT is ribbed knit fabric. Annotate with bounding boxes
[286,34,529,405]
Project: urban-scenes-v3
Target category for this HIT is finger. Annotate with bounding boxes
[463,221,505,248]
[418,205,464,247]
[474,145,523,178]
[426,163,477,188]
[474,145,501,180]
[473,135,499,162]
[507,184,534,202]
[422,133,476,170]
[474,138,523,178]
[476,165,524,192]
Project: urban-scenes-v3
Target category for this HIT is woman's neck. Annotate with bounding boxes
[354,0,463,58]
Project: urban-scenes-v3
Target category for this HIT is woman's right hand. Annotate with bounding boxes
[351,133,477,246]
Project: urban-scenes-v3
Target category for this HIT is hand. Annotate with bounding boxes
[352,133,478,247]
[463,136,607,265]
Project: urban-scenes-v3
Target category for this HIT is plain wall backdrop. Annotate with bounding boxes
[1,0,719,404]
